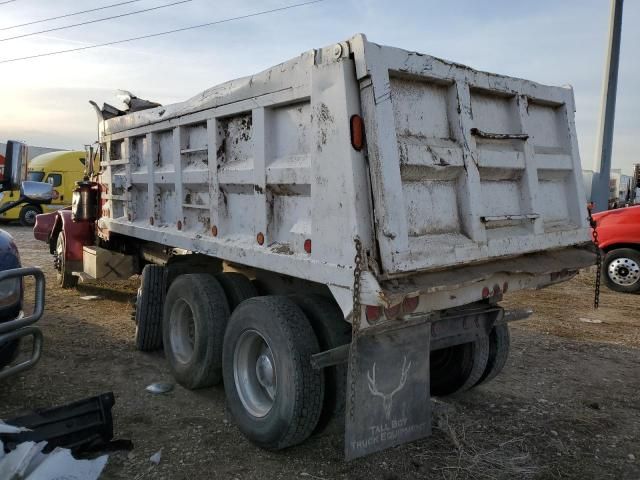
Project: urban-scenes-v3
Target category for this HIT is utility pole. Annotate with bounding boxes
[591,0,624,212]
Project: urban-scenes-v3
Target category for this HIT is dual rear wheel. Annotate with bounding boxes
[152,270,338,449]
[430,324,511,396]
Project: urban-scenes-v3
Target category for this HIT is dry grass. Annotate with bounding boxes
[413,401,541,480]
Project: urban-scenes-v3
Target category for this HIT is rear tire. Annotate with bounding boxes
[222,296,324,450]
[166,256,222,286]
[134,265,167,351]
[55,234,78,289]
[603,248,640,293]
[215,272,257,311]
[19,205,41,227]
[290,294,350,431]
[430,335,489,396]
[163,274,230,389]
[475,324,510,386]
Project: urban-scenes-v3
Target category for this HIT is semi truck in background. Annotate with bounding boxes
[33,34,595,459]
[0,150,91,226]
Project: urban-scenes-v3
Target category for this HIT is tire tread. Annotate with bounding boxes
[289,294,350,431]
[56,234,78,289]
[134,265,167,351]
[456,335,490,393]
[215,272,257,311]
[431,335,490,396]
[475,324,510,386]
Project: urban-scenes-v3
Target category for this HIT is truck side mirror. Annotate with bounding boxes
[3,140,28,191]
[20,181,54,202]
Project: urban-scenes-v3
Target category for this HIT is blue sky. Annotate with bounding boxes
[0,0,638,172]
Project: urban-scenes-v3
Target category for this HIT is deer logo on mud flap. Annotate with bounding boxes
[367,356,412,420]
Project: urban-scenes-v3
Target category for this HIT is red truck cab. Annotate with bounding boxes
[593,205,640,292]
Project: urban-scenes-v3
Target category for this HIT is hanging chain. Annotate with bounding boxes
[587,204,602,309]
[348,237,364,420]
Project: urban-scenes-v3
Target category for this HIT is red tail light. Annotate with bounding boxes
[402,296,419,313]
[365,305,382,323]
[350,114,364,151]
[304,239,312,254]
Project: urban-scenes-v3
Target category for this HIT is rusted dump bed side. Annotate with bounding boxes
[99,40,372,297]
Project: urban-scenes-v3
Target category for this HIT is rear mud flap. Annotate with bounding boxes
[345,322,431,460]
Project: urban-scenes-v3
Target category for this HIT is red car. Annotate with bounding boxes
[593,205,640,293]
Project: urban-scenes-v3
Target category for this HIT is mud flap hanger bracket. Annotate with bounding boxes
[311,307,532,370]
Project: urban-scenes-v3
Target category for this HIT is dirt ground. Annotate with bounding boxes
[1,224,638,480]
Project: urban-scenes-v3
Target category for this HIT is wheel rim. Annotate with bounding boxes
[169,298,196,364]
[608,257,640,286]
[234,329,277,418]
[24,209,37,225]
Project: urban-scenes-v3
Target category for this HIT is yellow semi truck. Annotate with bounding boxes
[0,150,89,226]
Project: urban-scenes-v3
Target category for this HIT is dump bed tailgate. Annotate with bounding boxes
[349,35,590,275]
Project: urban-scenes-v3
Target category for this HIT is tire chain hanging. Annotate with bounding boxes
[588,204,602,309]
[348,237,364,420]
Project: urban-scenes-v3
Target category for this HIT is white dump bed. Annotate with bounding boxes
[98,34,591,301]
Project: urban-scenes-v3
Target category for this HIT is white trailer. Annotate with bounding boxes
[40,34,594,459]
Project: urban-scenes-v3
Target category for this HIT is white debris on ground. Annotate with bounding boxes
[0,421,30,434]
[149,449,162,465]
[579,317,603,324]
[145,382,174,394]
[0,439,108,480]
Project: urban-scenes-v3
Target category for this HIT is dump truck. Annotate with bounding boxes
[34,34,595,459]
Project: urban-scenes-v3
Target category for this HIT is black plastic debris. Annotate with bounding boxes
[0,392,121,454]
